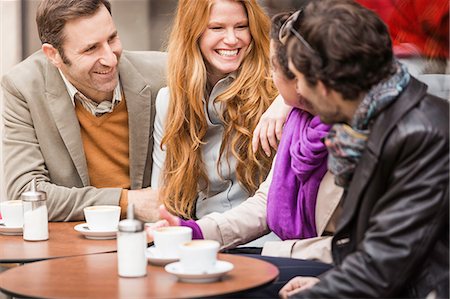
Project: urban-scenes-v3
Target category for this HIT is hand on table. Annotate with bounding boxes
[128,187,160,222]
[252,94,291,156]
[279,276,319,299]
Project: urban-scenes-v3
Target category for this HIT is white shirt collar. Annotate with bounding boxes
[58,69,122,105]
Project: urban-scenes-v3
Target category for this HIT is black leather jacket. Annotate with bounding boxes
[293,78,449,298]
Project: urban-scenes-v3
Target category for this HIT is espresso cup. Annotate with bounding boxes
[83,205,121,231]
[179,240,220,273]
[0,200,24,227]
[153,226,192,259]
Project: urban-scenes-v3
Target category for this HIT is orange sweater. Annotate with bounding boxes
[75,99,130,212]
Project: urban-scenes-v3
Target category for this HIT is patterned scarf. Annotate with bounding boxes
[325,61,410,188]
[267,108,330,240]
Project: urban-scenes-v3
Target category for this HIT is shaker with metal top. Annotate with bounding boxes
[117,203,147,277]
[21,178,48,241]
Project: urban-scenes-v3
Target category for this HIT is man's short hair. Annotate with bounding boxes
[287,0,396,100]
[36,0,111,63]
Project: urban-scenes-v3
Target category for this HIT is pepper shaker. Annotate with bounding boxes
[21,178,48,241]
[117,203,147,277]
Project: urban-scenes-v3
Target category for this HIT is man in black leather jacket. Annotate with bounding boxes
[279,0,449,298]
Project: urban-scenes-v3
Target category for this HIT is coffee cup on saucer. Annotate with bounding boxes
[0,200,24,227]
[83,205,121,232]
[179,240,220,273]
[153,226,192,259]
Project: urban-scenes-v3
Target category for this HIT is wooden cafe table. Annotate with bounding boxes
[0,252,279,298]
[0,222,117,263]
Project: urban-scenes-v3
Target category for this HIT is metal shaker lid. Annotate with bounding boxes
[118,203,143,232]
[21,178,47,202]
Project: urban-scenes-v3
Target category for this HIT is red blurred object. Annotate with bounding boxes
[357,0,449,58]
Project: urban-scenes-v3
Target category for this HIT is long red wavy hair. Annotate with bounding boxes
[161,0,277,219]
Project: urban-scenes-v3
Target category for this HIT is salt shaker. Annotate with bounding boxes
[21,178,49,241]
[117,203,147,277]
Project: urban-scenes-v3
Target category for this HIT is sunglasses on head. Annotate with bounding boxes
[279,10,317,55]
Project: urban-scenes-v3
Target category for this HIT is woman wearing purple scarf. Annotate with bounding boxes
[150,12,343,297]
[266,107,331,240]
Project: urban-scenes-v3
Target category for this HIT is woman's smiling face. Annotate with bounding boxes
[199,0,251,83]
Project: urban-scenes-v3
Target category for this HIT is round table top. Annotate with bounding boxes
[0,252,279,299]
[0,222,117,263]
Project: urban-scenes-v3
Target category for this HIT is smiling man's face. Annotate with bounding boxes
[55,4,123,102]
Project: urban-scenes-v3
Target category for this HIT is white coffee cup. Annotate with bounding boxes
[83,205,121,231]
[153,226,192,259]
[0,200,24,227]
[179,240,220,273]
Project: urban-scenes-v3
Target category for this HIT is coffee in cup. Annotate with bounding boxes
[153,226,192,259]
[179,240,220,273]
[0,200,24,227]
[83,205,121,231]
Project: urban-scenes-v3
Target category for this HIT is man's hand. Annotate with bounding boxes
[252,94,291,156]
[279,276,319,299]
[127,187,160,222]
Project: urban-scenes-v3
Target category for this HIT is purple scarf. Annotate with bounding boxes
[267,109,330,240]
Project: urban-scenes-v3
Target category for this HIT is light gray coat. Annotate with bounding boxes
[2,50,166,221]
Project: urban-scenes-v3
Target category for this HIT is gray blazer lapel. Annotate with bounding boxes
[45,63,90,186]
[119,55,152,189]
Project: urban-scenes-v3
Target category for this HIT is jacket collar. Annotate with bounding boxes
[119,51,153,189]
[337,77,427,230]
[45,59,89,185]
[366,77,426,157]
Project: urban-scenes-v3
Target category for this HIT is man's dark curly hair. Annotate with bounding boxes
[287,0,396,100]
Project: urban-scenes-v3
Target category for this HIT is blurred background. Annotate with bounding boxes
[1,0,310,70]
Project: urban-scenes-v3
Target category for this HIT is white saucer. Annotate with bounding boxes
[165,260,234,283]
[146,246,179,266]
[0,219,23,236]
[74,223,117,240]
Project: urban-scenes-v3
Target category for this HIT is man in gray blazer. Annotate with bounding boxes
[2,0,166,221]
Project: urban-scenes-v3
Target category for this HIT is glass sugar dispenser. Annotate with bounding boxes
[21,178,49,241]
[117,203,147,277]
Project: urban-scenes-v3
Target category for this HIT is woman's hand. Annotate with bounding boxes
[146,205,181,241]
[279,276,319,299]
[252,94,291,156]
[158,204,181,226]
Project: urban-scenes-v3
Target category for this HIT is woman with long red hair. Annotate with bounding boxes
[151,0,278,220]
